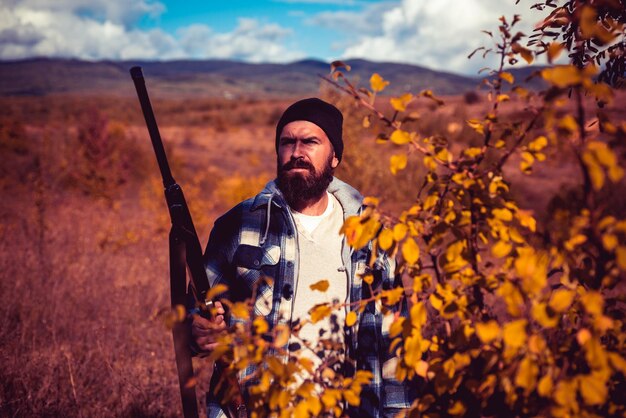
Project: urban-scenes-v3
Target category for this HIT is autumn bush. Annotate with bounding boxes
[203,3,626,418]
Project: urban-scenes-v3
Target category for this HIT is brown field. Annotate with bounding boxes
[1,85,625,417]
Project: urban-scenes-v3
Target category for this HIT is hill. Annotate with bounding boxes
[0,57,491,98]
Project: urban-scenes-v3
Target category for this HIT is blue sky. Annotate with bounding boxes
[0,0,543,75]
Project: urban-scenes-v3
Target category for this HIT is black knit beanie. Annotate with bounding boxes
[275,98,344,162]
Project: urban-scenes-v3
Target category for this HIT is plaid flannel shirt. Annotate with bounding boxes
[202,177,412,417]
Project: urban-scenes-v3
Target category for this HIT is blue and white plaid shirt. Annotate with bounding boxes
[201,177,412,417]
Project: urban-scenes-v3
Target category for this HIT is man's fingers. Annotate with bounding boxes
[214,301,225,315]
[191,313,212,327]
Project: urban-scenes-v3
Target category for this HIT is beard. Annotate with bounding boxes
[277,154,334,208]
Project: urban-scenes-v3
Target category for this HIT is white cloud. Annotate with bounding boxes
[0,1,305,62]
[307,1,391,38]
[178,19,304,62]
[311,0,541,74]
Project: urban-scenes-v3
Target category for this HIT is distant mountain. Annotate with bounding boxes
[0,57,544,98]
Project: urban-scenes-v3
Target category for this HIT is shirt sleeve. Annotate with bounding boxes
[377,253,414,416]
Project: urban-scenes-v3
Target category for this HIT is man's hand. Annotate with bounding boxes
[191,301,226,353]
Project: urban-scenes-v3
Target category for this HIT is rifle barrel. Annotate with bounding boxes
[130,66,176,188]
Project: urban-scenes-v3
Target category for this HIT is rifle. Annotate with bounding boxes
[130,66,247,418]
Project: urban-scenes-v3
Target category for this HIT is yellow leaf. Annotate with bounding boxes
[390,93,414,112]
[475,320,501,343]
[463,147,483,158]
[362,115,371,128]
[444,240,468,273]
[500,72,514,84]
[393,223,408,241]
[410,302,427,328]
[492,240,513,258]
[547,42,564,63]
[528,335,547,354]
[583,150,605,190]
[274,323,290,347]
[587,141,624,183]
[309,304,332,323]
[293,401,309,418]
[515,356,539,392]
[581,291,604,317]
[423,155,437,171]
[577,328,592,346]
[583,335,609,370]
[467,119,485,134]
[601,234,618,251]
[515,247,548,296]
[390,129,412,145]
[609,352,626,374]
[541,65,582,88]
[321,389,340,409]
[341,215,381,250]
[578,371,609,405]
[231,302,250,320]
[423,194,439,211]
[310,279,330,292]
[448,401,466,416]
[558,115,579,134]
[403,335,423,367]
[554,379,577,406]
[344,311,358,327]
[415,360,429,378]
[492,208,513,221]
[548,288,576,312]
[435,147,450,163]
[512,42,534,64]
[390,153,408,175]
[378,228,394,251]
[402,237,420,264]
[496,94,510,102]
[382,287,405,305]
[503,319,527,349]
[253,316,269,334]
[532,302,559,328]
[363,274,373,285]
[579,5,597,39]
[344,389,360,406]
[389,317,405,338]
[370,73,389,92]
[529,135,548,152]
[517,210,537,232]
[537,374,553,397]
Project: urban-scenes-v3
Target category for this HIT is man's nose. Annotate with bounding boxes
[291,141,304,158]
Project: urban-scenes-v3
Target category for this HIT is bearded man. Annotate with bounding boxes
[191,98,412,417]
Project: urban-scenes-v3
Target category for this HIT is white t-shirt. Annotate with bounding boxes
[289,193,348,373]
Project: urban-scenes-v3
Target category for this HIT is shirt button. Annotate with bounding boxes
[282,283,293,300]
[253,260,260,267]
[287,261,293,268]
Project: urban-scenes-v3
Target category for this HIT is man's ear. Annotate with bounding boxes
[331,154,339,169]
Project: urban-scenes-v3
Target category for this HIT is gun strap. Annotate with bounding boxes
[170,227,200,418]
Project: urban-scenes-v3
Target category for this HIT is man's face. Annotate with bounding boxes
[277,120,339,206]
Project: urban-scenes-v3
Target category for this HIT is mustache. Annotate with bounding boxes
[280,159,314,172]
